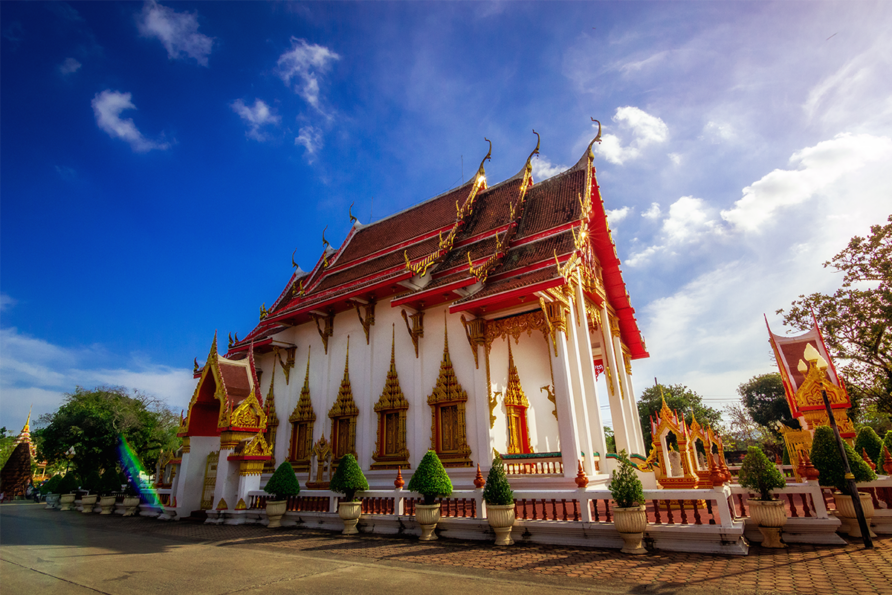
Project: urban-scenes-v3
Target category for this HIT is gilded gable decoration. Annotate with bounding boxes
[288,349,316,472]
[230,390,268,431]
[371,325,410,469]
[427,320,472,467]
[329,337,359,460]
[504,342,532,454]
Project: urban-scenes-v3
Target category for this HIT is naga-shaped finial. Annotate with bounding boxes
[260,303,268,319]
[292,249,299,269]
[585,118,602,158]
[228,332,234,348]
[322,225,329,249]
[349,202,357,225]
[526,129,541,170]
[476,137,492,179]
[193,357,199,374]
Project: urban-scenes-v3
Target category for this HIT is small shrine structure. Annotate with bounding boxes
[1,411,38,498]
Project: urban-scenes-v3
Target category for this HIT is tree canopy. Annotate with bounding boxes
[737,373,791,434]
[637,383,723,454]
[778,215,892,417]
[36,386,181,475]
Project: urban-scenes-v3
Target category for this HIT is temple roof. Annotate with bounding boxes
[229,132,649,360]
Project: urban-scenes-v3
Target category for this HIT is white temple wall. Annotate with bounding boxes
[175,435,219,517]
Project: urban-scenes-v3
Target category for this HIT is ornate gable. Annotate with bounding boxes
[329,338,359,419]
[290,350,317,424]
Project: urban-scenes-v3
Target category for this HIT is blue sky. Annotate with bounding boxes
[2,1,890,431]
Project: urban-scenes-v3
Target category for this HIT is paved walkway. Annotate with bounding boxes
[1,502,890,594]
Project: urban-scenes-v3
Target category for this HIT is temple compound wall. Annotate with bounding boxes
[169,129,652,520]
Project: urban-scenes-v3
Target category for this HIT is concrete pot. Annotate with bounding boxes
[122,497,141,517]
[747,499,787,548]
[486,503,516,546]
[59,494,75,511]
[45,494,60,510]
[81,494,98,514]
[416,503,441,541]
[99,496,116,515]
[338,501,363,535]
[265,500,287,529]
[613,505,647,555]
[834,492,877,539]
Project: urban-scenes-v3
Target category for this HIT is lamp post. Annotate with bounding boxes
[813,354,873,549]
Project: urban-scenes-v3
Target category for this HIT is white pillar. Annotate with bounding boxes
[547,310,584,480]
[625,366,646,454]
[600,305,631,454]
[613,334,642,455]
[472,334,493,471]
[572,276,608,472]
[565,292,597,477]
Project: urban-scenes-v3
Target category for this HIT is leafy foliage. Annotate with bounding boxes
[482,456,514,506]
[810,426,876,495]
[407,450,453,505]
[722,403,784,457]
[57,473,79,494]
[884,431,892,462]
[40,474,62,494]
[738,446,786,501]
[638,383,724,454]
[854,427,884,467]
[36,386,181,475]
[81,470,102,494]
[264,461,301,500]
[778,216,892,417]
[738,373,792,436]
[0,427,16,470]
[603,426,616,454]
[330,454,369,502]
[99,469,121,496]
[608,450,645,508]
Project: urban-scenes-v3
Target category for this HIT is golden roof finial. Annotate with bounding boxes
[322,226,329,249]
[292,249,299,269]
[349,202,357,225]
[586,118,602,159]
[23,405,32,433]
[476,138,492,180]
[525,129,541,172]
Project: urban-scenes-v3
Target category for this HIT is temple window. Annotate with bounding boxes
[288,354,316,472]
[328,338,359,462]
[427,326,472,467]
[372,328,410,469]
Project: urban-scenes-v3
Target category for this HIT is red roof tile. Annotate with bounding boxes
[516,170,585,240]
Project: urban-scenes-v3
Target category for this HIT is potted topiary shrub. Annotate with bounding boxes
[810,425,878,538]
[609,450,647,555]
[407,450,453,540]
[482,456,515,546]
[80,470,102,513]
[97,469,121,515]
[854,427,884,469]
[330,454,370,535]
[121,473,141,517]
[263,461,300,528]
[58,473,79,511]
[738,446,788,548]
[41,475,63,510]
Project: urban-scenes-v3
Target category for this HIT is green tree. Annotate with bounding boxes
[853,427,884,467]
[810,426,876,495]
[603,426,616,454]
[482,456,514,506]
[738,373,791,434]
[0,427,16,470]
[264,461,301,501]
[778,216,892,416]
[738,446,786,501]
[36,386,180,475]
[638,383,723,454]
[407,450,453,505]
[329,454,369,502]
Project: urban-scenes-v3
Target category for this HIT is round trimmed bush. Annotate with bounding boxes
[609,450,645,508]
[58,473,79,494]
[99,469,121,496]
[854,427,884,467]
[82,470,102,494]
[264,461,301,501]
[810,425,876,495]
[738,446,786,501]
[407,450,453,505]
[882,430,892,464]
[41,475,63,494]
[483,456,514,506]
[330,454,369,502]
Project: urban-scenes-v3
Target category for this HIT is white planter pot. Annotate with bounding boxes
[415,503,441,541]
[45,494,60,510]
[59,494,76,511]
[338,501,363,535]
[747,499,787,548]
[613,505,647,555]
[122,497,141,517]
[486,503,516,546]
[265,500,288,529]
[99,496,116,515]
[81,494,98,514]
[834,492,877,539]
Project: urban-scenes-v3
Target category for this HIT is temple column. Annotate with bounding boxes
[564,287,598,477]
[617,350,644,454]
[600,305,631,454]
[572,274,608,473]
[544,302,584,480]
[469,319,493,472]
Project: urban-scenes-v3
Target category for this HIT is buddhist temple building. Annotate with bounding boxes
[1,410,38,498]
[171,129,651,518]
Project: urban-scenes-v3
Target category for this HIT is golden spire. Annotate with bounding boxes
[375,325,408,412]
[475,138,492,181]
[329,337,358,418]
[585,117,602,159]
[290,347,316,423]
[427,317,468,406]
[23,405,32,434]
[504,342,529,407]
[524,129,540,174]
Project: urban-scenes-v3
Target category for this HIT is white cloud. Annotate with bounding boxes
[594,106,669,165]
[137,0,213,66]
[0,293,16,312]
[231,98,280,141]
[531,155,567,181]
[642,203,662,220]
[0,326,194,429]
[607,206,631,226]
[721,133,892,233]
[91,90,169,153]
[295,125,322,160]
[668,153,682,165]
[277,38,340,112]
[703,120,735,142]
[59,57,81,75]
[662,196,721,245]
[619,50,669,74]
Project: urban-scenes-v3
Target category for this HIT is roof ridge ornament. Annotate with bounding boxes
[322,226,329,250]
[476,137,492,180]
[525,129,540,173]
[586,118,602,159]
